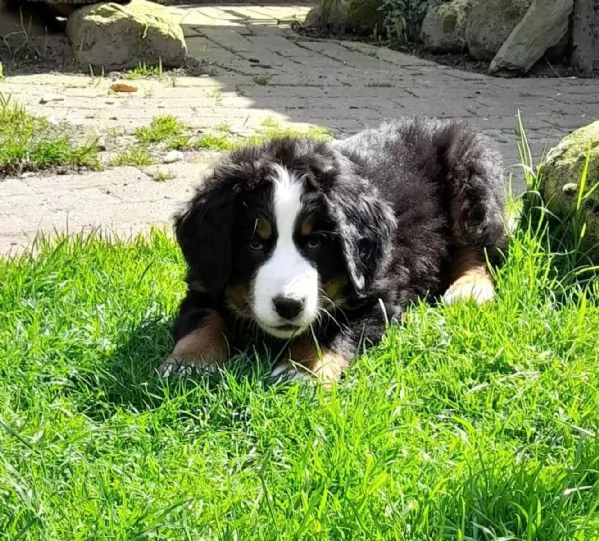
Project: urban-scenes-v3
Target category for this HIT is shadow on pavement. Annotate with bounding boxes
[1,2,591,192]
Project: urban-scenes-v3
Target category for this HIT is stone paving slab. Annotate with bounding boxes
[1,2,598,256]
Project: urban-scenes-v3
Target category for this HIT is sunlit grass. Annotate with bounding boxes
[0,122,597,539]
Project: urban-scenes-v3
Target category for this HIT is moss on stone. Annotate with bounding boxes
[317,0,384,34]
[539,121,599,260]
[442,10,458,33]
[346,0,385,33]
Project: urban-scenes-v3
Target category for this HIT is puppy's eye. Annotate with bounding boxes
[306,237,322,250]
[249,238,265,251]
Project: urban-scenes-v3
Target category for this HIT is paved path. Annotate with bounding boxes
[1,3,598,255]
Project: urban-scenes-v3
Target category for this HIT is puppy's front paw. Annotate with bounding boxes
[158,317,229,378]
[271,345,349,387]
[271,360,312,383]
[158,352,221,378]
[443,274,495,305]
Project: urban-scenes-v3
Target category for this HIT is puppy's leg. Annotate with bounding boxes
[435,123,507,305]
[271,335,350,386]
[159,309,229,377]
[443,245,495,305]
[270,305,391,385]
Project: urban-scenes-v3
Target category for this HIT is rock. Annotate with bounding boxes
[538,121,599,261]
[163,150,183,164]
[303,6,329,30]
[8,0,131,18]
[421,0,472,53]
[489,0,572,75]
[303,0,384,35]
[67,0,187,71]
[465,0,531,61]
[570,0,597,76]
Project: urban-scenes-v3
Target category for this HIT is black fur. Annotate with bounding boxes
[171,117,507,365]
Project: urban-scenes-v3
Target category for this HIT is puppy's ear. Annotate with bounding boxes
[326,178,396,297]
[174,177,236,294]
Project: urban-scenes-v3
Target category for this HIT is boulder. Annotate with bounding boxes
[465,0,531,61]
[570,0,597,76]
[303,0,384,35]
[489,0,572,75]
[539,121,599,260]
[67,0,187,71]
[421,0,472,53]
[303,6,328,30]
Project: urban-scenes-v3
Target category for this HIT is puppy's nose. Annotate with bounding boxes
[273,295,305,320]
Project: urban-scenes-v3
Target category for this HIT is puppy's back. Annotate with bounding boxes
[334,117,503,210]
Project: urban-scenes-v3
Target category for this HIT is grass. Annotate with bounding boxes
[245,123,334,147]
[0,127,598,539]
[125,60,164,80]
[191,133,236,151]
[215,122,233,134]
[150,168,176,182]
[101,115,333,171]
[0,95,100,177]
[133,115,190,146]
[109,145,153,167]
[125,115,334,155]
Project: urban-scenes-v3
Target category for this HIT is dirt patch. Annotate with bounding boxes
[0,32,210,78]
[0,34,76,75]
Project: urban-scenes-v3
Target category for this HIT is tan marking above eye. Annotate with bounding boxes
[300,215,315,236]
[255,217,272,240]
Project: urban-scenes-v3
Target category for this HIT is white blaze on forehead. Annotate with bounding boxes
[272,164,303,248]
[252,164,320,339]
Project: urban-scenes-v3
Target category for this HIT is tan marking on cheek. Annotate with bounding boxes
[255,217,272,240]
[162,310,229,372]
[225,283,251,316]
[444,246,495,305]
[300,215,315,236]
[322,275,349,306]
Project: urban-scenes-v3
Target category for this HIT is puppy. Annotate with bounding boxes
[160,117,507,383]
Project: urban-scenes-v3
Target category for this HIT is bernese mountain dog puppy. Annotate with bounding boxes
[159,117,507,383]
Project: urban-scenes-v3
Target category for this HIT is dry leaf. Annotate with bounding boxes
[111,83,138,93]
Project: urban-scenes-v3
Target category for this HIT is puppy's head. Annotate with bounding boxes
[175,137,395,339]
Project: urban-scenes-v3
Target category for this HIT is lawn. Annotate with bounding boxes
[1,149,598,539]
